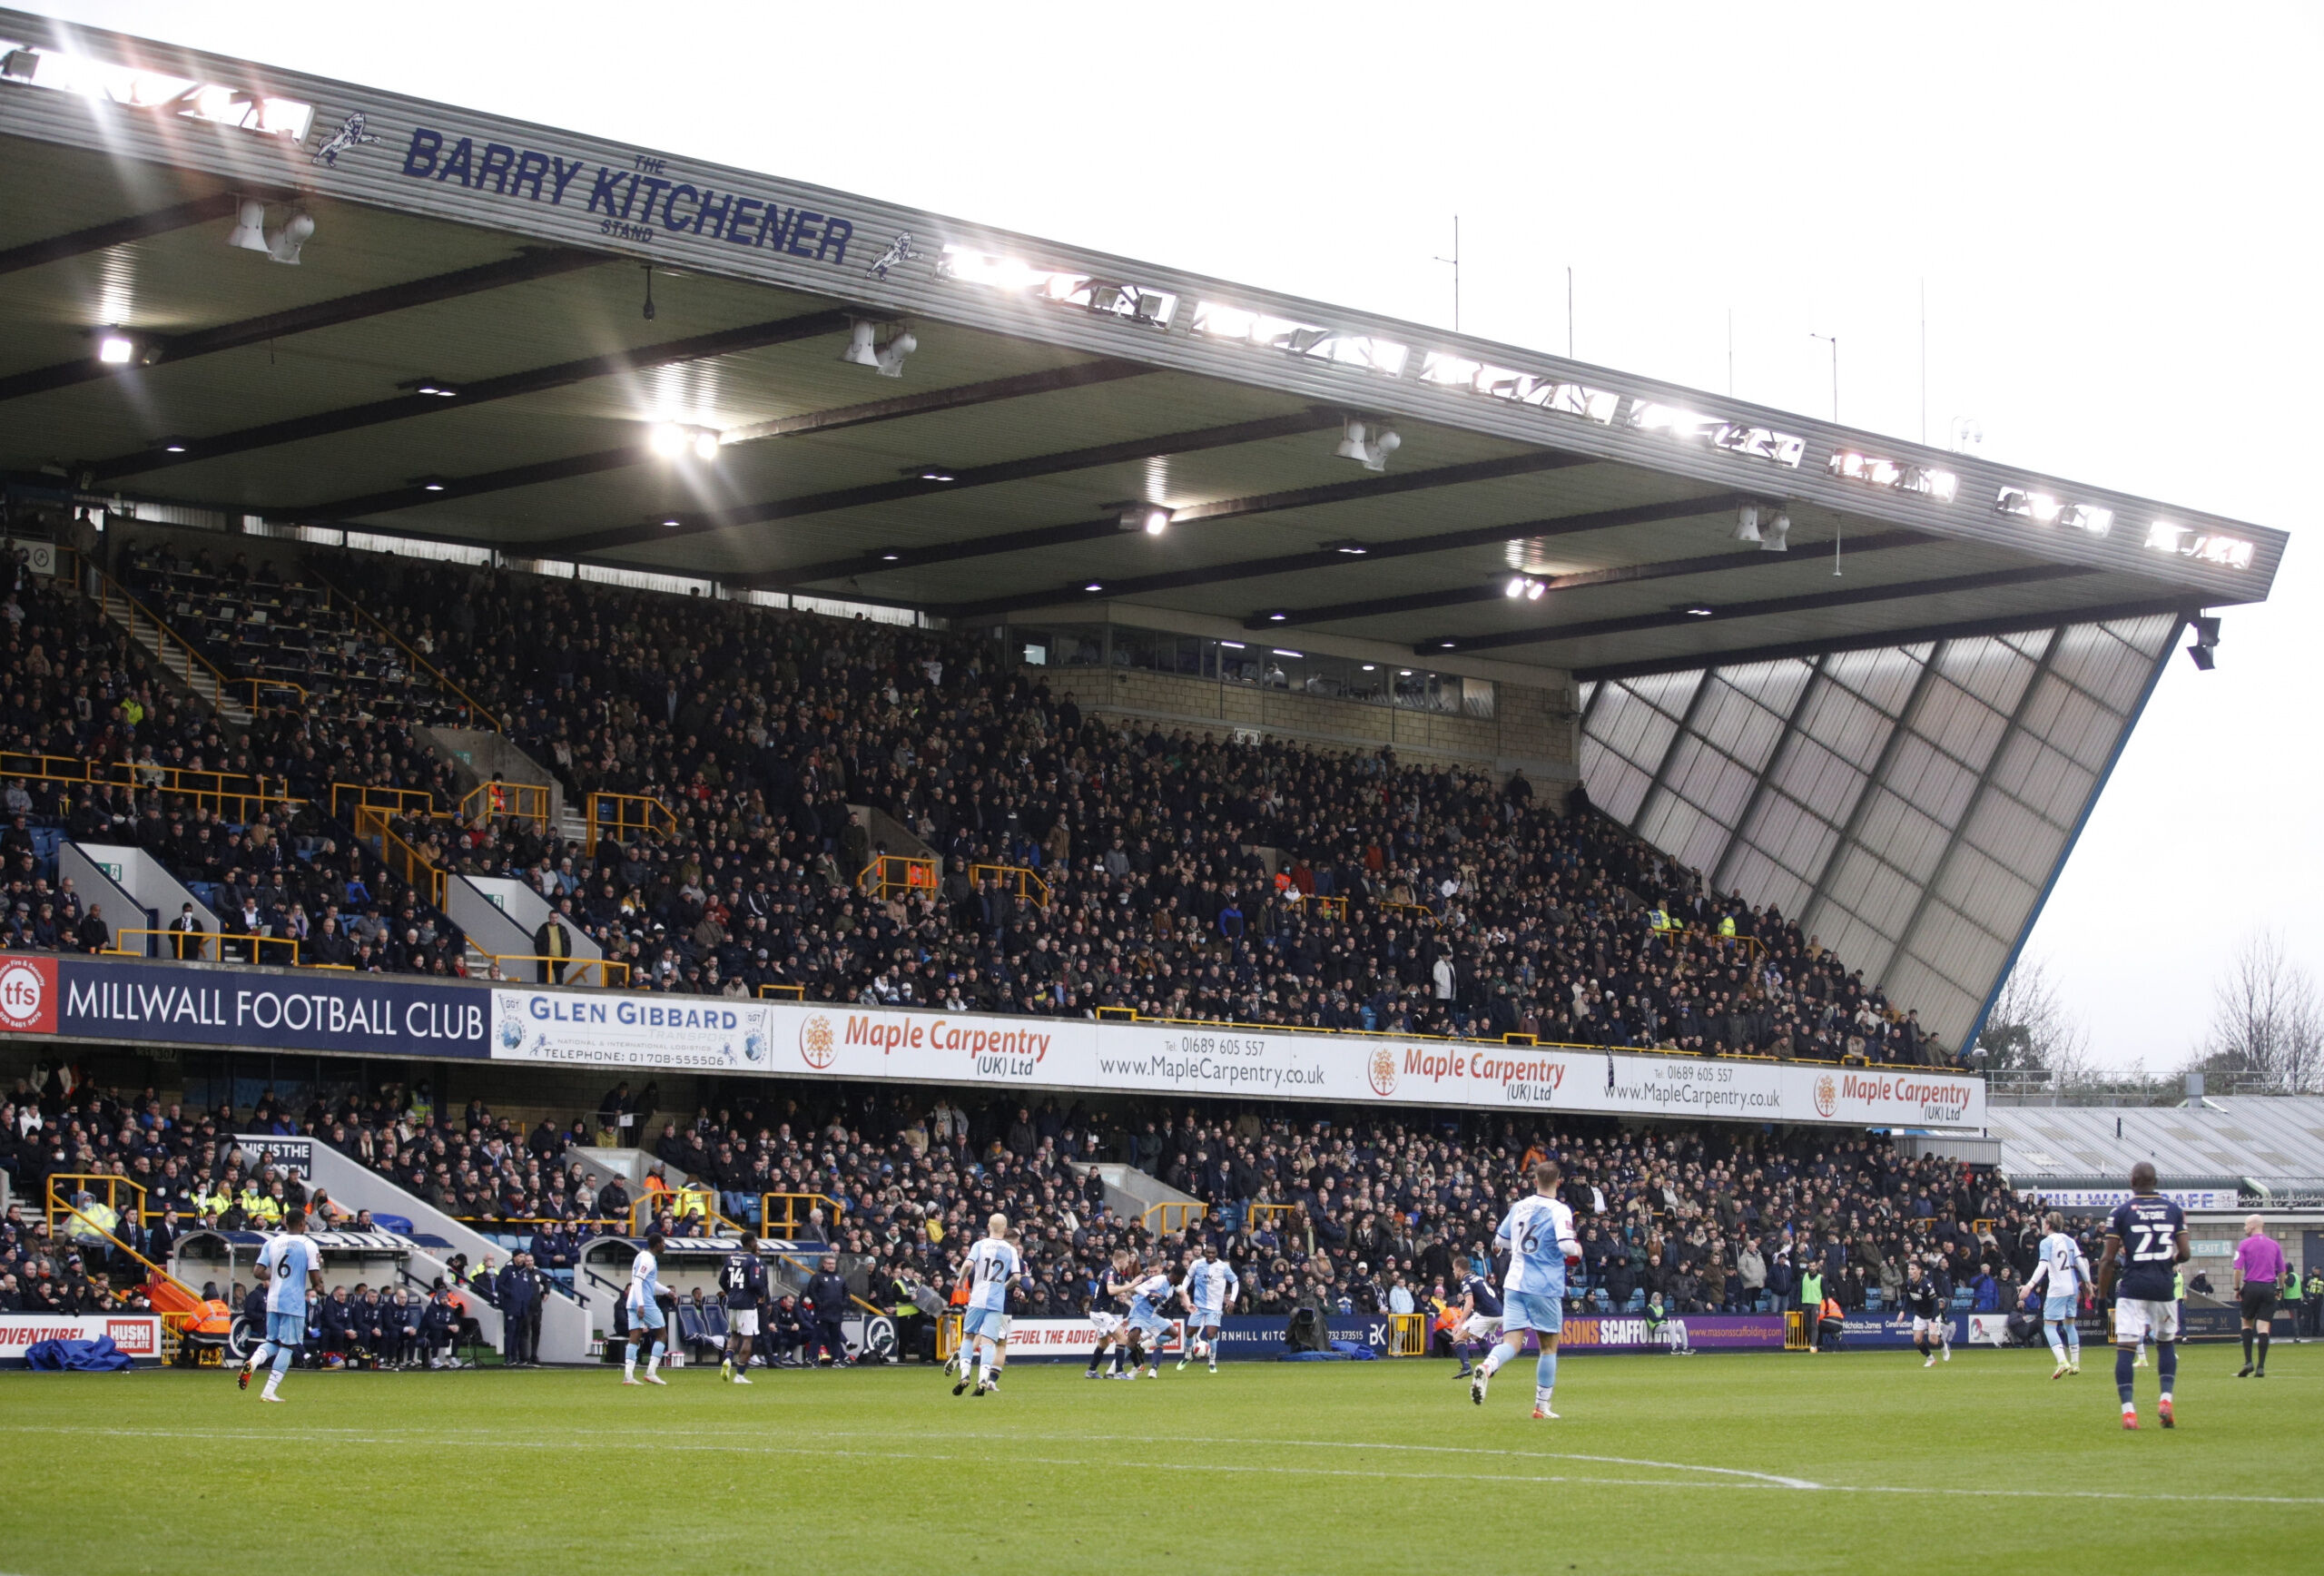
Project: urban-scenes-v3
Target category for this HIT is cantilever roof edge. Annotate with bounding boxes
[0,5,2286,606]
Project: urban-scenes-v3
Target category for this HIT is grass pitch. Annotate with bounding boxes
[3,1345,2318,1575]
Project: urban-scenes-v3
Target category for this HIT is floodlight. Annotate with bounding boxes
[1084,581,1105,593]
[916,467,956,483]
[416,477,448,493]
[1505,577,1526,598]
[648,424,690,458]
[160,438,188,455]
[1733,504,1762,544]
[267,209,313,265]
[412,379,459,399]
[95,330,136,365]
[2187,644,2215,671]
[1118,506,1172,536]
[1761,511,1790,552]
[1324,539,1369,556]
[1527,580,1545,600]
[660,516,682,529]
[1265,611,1288,622]
[1334,416,1400,472]
[1681,604,1714,617]
[877,548,903,563]
[692,430,719,462]
[226,198,269,253]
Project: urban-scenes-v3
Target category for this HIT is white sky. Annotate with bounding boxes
[18,1,2322,1069]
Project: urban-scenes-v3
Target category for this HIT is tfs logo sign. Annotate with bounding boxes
[0,957,56,1034]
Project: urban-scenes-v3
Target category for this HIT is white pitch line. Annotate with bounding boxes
[6,1423,2321,1505]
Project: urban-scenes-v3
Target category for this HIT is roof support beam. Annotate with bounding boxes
[0,192,241,276]
[0,245,603,405]
[85,308,861,482]
[927,454,1617,616]
[1417,564,2098,655]
[1258,528,1925,630]
[297,359,1154,522]
[547,409,1348,559]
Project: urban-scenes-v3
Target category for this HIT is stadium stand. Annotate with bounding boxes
[2,1064,2040,1331]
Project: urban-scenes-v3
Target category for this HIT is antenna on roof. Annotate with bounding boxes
[1433,217,1460,333]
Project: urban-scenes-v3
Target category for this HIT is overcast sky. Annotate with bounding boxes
[17,1,2321,1069]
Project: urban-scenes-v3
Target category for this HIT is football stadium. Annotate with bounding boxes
[0,9,2318,1575]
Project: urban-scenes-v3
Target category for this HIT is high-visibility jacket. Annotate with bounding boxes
[1718,915,1738,938]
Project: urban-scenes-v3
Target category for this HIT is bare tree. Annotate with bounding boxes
[2195,931,2324,1093]
[1977,955,2093,1082]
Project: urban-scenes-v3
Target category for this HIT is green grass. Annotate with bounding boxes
[3,1345,2318,1575]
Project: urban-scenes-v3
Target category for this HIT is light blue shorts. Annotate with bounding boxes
[1502,1290,1564,1335]
[963,1306,1007,1341]
[2043,1295,2077,1323]
[266,1311,305,1345]
[631,1298,665,1332]
[1192,1307,1224,1330]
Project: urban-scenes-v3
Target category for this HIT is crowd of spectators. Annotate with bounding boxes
[6,1054,2068,1341]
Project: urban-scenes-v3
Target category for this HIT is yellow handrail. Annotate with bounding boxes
[1143,1201,1206,1235]
[1378,900,1440,928]
[969,862,1050,908]
[353,803,445,908]
[860,852,938,901]
[477,953,629,988]
[630,1189,734,1236]
[86,560,241,705]
[331,781,438,822]
[46,1171,152,1226]
[0,748,299,822]
[760,1192,845,1238]
[586,791,679,853]
[311,566,504,730]
[101,927,304,966]
[460,780,553,828]
[758,983,805,1000]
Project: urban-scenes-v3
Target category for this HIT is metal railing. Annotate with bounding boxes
[1384,1311,1428,1356]
[860,852,938,901]
[45,1171,151,1226]
[352,803,445,907]
[84,559,251,719]
[969,862,1051,908]
[1143,1201,1207,1235]
[331,782,437,822]
[0,748,300,823]
[759,1192,845,1239]
[461,780,553,827]
[103,927,300,966]
[629,1189,731,1236]
[758,983,806,1000]
[1377,900,1440,929]
[1241,1202,1299,1236]
[311,566,503,730]
[586,791,679,853]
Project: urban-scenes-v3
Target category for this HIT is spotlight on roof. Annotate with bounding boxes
[267,208,314,265]
[1438,640,1457,649]
[647,423,721,461]
[1084,581,1105,593]
[412,378,459,399]
[842,318,916,378]
[1334,416,1401,472]
[1680,603,1715,618]
[876,548,903,563]
[660,515,683,529]
[94,329,139,366]
[1505,576,1527,598]
[1324,539,1370,556]
[415,476,448,493]
[159,437,189,455]
[2186,613,2221,671]
[1761,510,1791,552]
[1117,505,1173,536]
[225,197,270,253]
[692,430,719,462]
[1505,575,1546,601]
[914,466,957,483]
[1265,610,1289,622]
[1733,503,1762,544]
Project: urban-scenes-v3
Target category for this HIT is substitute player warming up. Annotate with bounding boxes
[1470,1160,1579,1419]
[2095,1163,2189,1431]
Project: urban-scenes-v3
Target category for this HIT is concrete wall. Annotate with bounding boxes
[56,842,169,950]
[448,873,604,980]
[1055,665,1579,780]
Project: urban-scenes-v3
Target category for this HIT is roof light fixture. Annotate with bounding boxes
[915,466,957,483]
[1084,581,1105,593]
[225,197,269,253]
[1265,610,1288,622]
[1271,649,1304,658]
[415,476,448,493]
[94,329,137,366]
[412,378,459,399]
[660,515,683,529]
[647,423,721,462]
[842,318,916,378]
[1334,416,1402,472]
[1324,539,1370,556]
[1681,603,1715,617]
[159,437,189,455]
[1117,505,1173,536]
[267,208,313,266]
[2186,614,2221,672]
[877,548,903,563]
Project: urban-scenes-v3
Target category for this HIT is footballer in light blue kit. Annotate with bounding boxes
[1124,1260,1177,1378]
[952,1212,1022,1397]
[1176,1243,1240,1373]
[1470,1160,1580,1419]
[2021,1210,2091,1378]
[238,1206,323,1402]
[622,1231,669,1386]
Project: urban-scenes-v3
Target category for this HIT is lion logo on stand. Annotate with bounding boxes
[1366,1044,1399,1098]
[800,1014,835,1069]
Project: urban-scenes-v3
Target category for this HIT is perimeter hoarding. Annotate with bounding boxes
[486,988,1985,1129]
[0,1314,162,1364]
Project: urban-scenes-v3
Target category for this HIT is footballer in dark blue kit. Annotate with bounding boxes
[719,1249,769,1384]
[2095,1161,2189,1431]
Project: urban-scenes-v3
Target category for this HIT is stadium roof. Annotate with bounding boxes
[1988,1098,2324,1198]
[0,7,2286,685]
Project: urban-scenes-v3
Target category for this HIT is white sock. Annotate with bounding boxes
[261,1373,281,1397]
[1535,1385,1553,1407]
[624,1349,636,1376]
